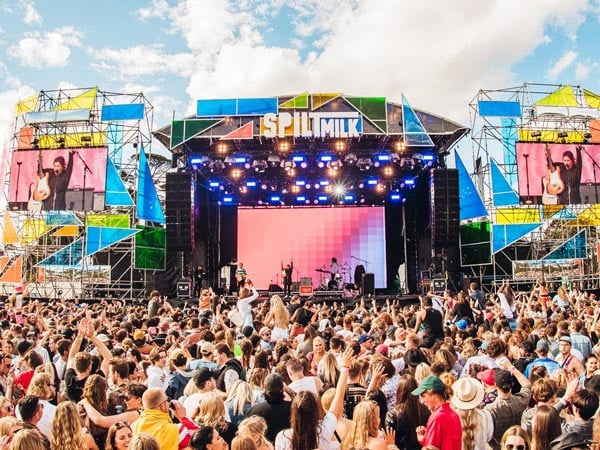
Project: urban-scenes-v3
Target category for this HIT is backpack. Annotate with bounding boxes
[166,371,191,400]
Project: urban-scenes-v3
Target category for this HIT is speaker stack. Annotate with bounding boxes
[430,169,460,248]
[166,171,192,251]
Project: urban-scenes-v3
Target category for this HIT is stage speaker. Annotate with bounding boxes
[362,273,375,296]
[432,278,446,294]
[268,284,283,292]
[300,277,312,286]
[431,169,459,248]
[177,280,191,298]
[166,171,192,250]
[291,282,300,291]
[581,184,599,204]
[66,188,94,211]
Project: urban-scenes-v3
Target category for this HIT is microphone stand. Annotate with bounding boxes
[581,146,599,203]
[523,153,532,204]
[351,255,371,271]
[73,151,94,210]
[15,162,22,209]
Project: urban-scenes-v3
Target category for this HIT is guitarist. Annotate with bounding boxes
[557,145,583,205]
[281,260,293,297]
[41,149,75,210]
[235,261,247,293]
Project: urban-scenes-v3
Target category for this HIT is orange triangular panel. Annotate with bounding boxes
[0,256,10,274]
[0,256,22,283]
[311,94,340,110]
[535,86,577,107]
[53,225,79,237]
[17,127,34,150]
[3,212,19,245]
[36,267,45,283]
[15,95,37,116]
[55,87,97,111]
[223,121,254,140]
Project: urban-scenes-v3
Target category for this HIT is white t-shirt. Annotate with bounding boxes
[275,412,339,450]
[498,292,514,319]
[288,376,319,396]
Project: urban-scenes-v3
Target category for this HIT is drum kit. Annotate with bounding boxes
[315,262,352,290]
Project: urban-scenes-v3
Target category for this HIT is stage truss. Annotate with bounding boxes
[465,82,600,291]
[0,87,169,301]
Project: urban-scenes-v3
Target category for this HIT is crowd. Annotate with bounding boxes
[0,277,598,450]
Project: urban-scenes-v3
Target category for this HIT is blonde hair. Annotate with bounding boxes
[320,387,336,411]
[227,380,253,416]
[414,363,431,384]
[318,352,339,388]
[0,416,18,436]
[27,373,53,400]
[456,408,481,450]
[238,416,273,450]
[341,400,380,450]
[10,428,45,450]
[232,435,257,450]
[194,392,227,430]
[129,433,160,450]
[269,295,290,327]
[50,402,87,450]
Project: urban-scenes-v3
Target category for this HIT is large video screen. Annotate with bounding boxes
[8,148,108,211]
[237,207,387,291]
[516,142,600,205]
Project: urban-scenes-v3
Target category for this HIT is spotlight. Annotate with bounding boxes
[356,158,373,171]
[209,160,225,173]
[267,155,281,167]
[557,131,568,138]
[283,160,296,171]
[252,160,268,173]
[344,153,358,165]
[335,140,346,151]
[530,130,542,138]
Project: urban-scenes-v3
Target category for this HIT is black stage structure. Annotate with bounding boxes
[154,93,468,300]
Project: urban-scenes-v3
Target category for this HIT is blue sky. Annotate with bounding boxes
[1,0,599,160]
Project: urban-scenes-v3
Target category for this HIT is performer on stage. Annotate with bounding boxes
[281,260,293,298]
[235,261,247,293]
[330,257,339,281]
[193,265,204,297]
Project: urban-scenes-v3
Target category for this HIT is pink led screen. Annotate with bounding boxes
[237,207,387,290]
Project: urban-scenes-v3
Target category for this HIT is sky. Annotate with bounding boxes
[1,0,599,163]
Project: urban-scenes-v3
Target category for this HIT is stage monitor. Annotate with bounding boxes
[237,207,387,291]
[8,147,108,211]
[516,142,600,205]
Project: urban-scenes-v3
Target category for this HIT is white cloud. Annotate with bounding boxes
[7,26,83,68]
[21,0,42,25]
[545,50,578,80]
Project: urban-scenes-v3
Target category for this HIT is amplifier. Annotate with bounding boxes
[299,285,313,297]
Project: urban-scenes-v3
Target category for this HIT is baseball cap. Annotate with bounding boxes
[456,319,468,331]
[358,334,372,344]
[493,369,513,389]
[200,341,215,355]
[411,375,446,396]
[193,367,215,386]
[14,285,23,293]
[375,344,389,356]
[559,336,572,345]
[476,368,496,386]
[96,334,110,343]
[536,339,550,352]
[259,327,271,337]
[264,373,284,393]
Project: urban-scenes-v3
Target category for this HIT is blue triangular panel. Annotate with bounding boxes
[105,158,134,206]
[501,118,519,188]
[549,207,577,219]
[490,159,519,206]
[492,223,541,253]
[455,153,488,220]
[36,238,83,267]
[402,95,434,147]
[107,123,124,169]
[136,148,165,223]
[85,226,140,256]
[543,230,587,260]
[45,211,82,226]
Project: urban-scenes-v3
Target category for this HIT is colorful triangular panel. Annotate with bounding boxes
[280,93,308,109]
[584,89,600,109]
[36,239,83,267]
[535,85,577,107]
[136,148,165,223]
[541,205,566,219]
[55,87,97,110]
[21,219,50,246]
[85,226,139,256]
[0,256,10,274]
[223,121,254,140]
[3,212,19,245]
[492,223,541,253]
[107,123,124,168]
[548,207,577,220]
[134,225,166,270]
[0,256,22,283]
[346,97,387,133]
[543,229,586,260]
[106,158,134,206]
[490,159,519,206]
[46,211,82,226]
[15,95,37,116]
[311,94,340,110]
[53,226,79,237]
[569,205,600,226]
[402,95,434,146]
[456,153,488,221]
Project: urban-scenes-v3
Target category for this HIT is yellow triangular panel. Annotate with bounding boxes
[541,205,564,219]
[584,89,600,109]
[21,219,50,246]
[280,92,308,109]
[518,129,584,143]
[567,205,600,226]
[0,256,22,283]
[38,132,106,149]
[311,93,340,110]
[3,212,19,245]
[495,207,541,224]
[15,95,38,116]
[535,85,577,107]
[54,87,97,111]
[53,226,79,237]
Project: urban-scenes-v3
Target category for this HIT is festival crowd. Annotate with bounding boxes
[0,276,598,450]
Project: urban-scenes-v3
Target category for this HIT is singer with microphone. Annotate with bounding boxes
[281,260,293,298]
[41,149,75,210]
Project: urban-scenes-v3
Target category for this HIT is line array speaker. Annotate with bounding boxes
[362,273,375,296]
[166,171,192,251]
[430,169,459,248]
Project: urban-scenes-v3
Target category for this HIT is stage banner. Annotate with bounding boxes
[512,258,583,280]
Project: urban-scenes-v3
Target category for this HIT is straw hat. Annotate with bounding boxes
[451,377,484,410]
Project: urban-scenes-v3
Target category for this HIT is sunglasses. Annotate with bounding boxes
[3,405,13,412]
[114,421,130,429]
[505,445,525,450]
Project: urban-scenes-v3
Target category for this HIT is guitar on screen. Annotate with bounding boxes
[27,149,51,211]
[541,143,563,205]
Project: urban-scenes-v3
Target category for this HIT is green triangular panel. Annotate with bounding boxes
[345,97,387,133]
[543,229,586,260]
[45,211,82,226]
[280,93,308,109]
[492,223,541,253]
[490,159,519,206]
[169,119,221,147]
[85,226,139,256]
[136,147,165,223]
[134,225,166,270]
[86,214,130,228]
[171,121,184,148]
[402,95,434,146]
[535,85,577,107]
[105,158,134,206]
[456,153,488,220]
[36,238,83,267]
